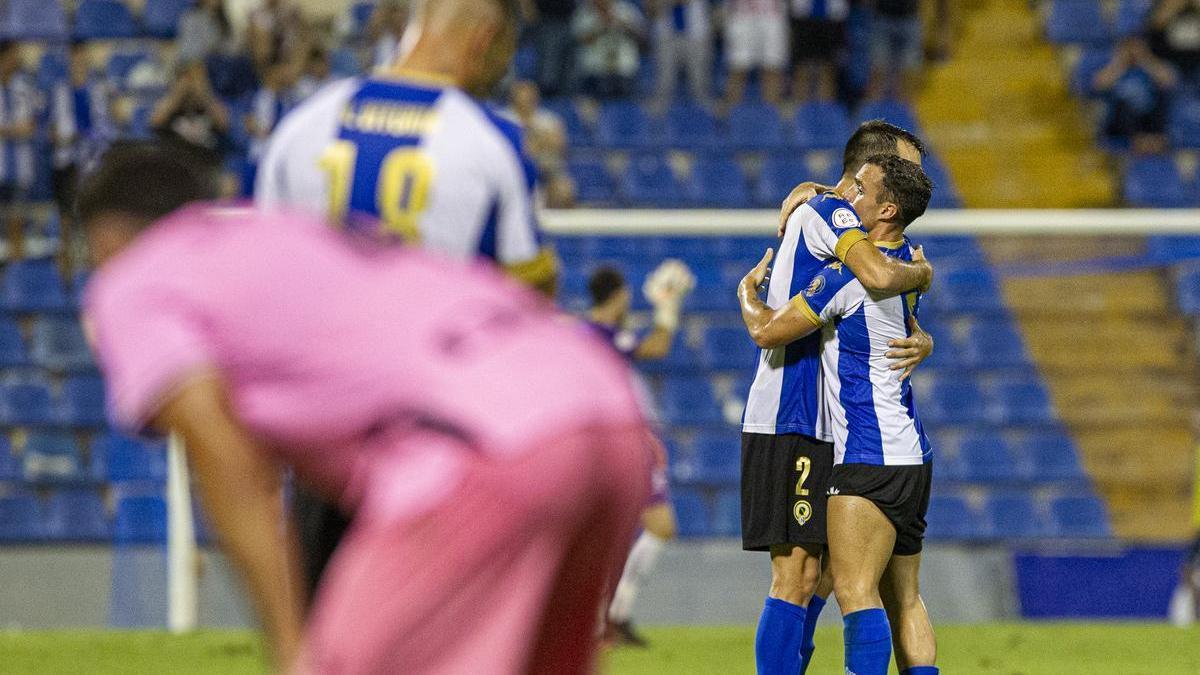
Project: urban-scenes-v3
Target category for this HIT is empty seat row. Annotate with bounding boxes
[1,0,193,41]
[0,491,205,543]
[0,431,164,484]
[1123,155,1200,208]
[0,374,106,427]
[1,260,84,314]
[0,316,95,371]
[1044,0,1153,45]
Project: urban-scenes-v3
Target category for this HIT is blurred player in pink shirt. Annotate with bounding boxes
[79,144,652,674]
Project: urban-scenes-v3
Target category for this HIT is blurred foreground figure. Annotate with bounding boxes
[79,144,651,674]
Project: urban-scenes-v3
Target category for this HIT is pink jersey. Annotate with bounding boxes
[85,205,646,521]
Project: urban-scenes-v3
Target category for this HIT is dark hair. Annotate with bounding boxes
[842,120,927,179]
[0,40,17,55]
[77,141,218,227]
[588,266,627,306]
[863,154,934,227]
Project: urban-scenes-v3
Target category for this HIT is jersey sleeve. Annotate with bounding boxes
[799,198,869,263]
[792,261,862,325]
[85,271,217,433]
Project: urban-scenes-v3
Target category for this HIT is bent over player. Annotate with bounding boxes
[81,144,650,674]
[741,155,939,675]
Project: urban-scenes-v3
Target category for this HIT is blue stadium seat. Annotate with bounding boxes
[0,494,42,541]
[58,375,107,427]
[959,322,1029,369]
[113,495,167,543]
[1070,48,1112,97]
[923,380,987,425]
[30,317,95,372]
[671,487,712,537]
[687,157,750,208]
[755,154,808,207]
[142,0,192,38]
[659,375,724,425]
[665,101,720,150]
[621,154,683,206]
[542,99,592,147]
[596,101,656,149]
[2,260,71,313]
[0,376,55,426]
[568,158,616,205]
[1169,95,1200,149]
[989,379,1055,425]
[925,494,978,540]
[985,491,1045,538]
[330,47,362,78]
[73,0,138,39]
[0,316,27,367]
[931,447,969,481]
[701,325,758,370]
[725,102,785,150]
[853,100,921,132]
[925,268,1004,313]
[1124,156,1192,208]
[23,432,84,482]
[922,154,963,209]
[0,435,20,480]
[36,50,69,90]
[95,432,168,482]
[959,435,1023,482]
[1115,0,1153,36]
[350,1,375,34]
[107,50,152,85]
[1175,262,1200,314]
[711,488,740,536]
[793,101,851,151]
[1049,494,1112,537]
[1045,0,1112,44]
[43,488,109,541]
[2,0,68,40]
[1021,430,1084,480]
[693,432,740,484]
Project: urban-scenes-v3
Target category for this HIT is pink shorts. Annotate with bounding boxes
[303,424,652,675]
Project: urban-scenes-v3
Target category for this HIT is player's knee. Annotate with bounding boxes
[832,575,878,609]
[769,557,821,604]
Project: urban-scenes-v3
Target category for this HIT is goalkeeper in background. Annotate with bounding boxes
[587,259,696,647]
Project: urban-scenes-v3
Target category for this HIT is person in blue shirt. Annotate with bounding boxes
[1093,36,1178,153]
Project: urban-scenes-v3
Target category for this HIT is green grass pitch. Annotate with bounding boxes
[0,623,1198,673]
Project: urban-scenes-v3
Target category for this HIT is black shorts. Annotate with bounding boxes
[829,462,933,556]
[741,432,833,551]
[790,18,846,64]
[291,484,352,608]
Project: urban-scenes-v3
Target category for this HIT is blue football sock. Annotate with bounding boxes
[901,668,940,675]
[755,597,807,675]
[798,594,826,674]
[843,608,892,675]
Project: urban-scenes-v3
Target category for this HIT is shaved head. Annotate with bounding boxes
[396,0,518,96]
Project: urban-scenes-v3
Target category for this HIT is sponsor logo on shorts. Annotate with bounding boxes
[831,208,859,229]
[804,276,825,297]
[794,500,812,526]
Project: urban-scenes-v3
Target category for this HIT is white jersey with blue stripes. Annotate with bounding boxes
[254,74,548,271]
[742,193,870,436]
[803,241,932,466]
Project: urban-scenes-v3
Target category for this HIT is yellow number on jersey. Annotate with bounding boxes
[319,140,434,243]
[795,456,811,497]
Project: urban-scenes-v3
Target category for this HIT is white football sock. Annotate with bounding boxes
[608,531,667,622]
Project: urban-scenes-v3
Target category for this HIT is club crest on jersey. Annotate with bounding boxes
[794,500,812,526]
[831,208,859,229]
[804,276,826,297]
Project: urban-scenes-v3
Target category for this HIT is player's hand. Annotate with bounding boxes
[644,259,695,331]
[743,248,774,291]
[911,245,933,293]
[886,316,933,381]
[778,182,832,237]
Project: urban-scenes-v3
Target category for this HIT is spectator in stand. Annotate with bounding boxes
[246,60,298,163]
[0,40,37,259]
[789,0,849,103]
[294,46,333,100]
[1149,0,1200,84]
[721,0,788,110]
[177,0,235,63]
[151,60,232,167]
[504,80,576,207]
[651,0,712,108]
[1094,36,1178,154]
[573,0,646,99]
[248,0,306,71]
[866,0,924,101]
[367,0,410,69]
[52,42,116,229]
[522,0,578,97]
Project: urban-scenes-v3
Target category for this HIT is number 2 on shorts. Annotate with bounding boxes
[795,456,811,497]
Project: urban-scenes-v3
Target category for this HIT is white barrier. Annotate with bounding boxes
[165,433,197,633]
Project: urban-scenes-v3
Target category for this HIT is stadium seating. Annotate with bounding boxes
[925,494,978,540]
[74,0,138,40]
[1044,0,1112,44]
[659,375,723,426]
[0,494,41,542]
[0,316,28,367]
[691,432,740,484]
[1050,495,1112,538]
[113,495,167,544]
[0,436,21,480]
[596,101,656,149]
[793,101,851,151]
[58,375,107,427]
[2,0,68,40]
[1168,95,1200,149]
[687,157,751,209]
[94,432,167,483]
[985,491,1045,539]
[726,102,785,151]
[2,260,71,313]
[30,317,95,372]
[664,101,720,151]
[621,154,684,206]
[1123,156,1193,208]
[22,431,84,482]
[0,376,56,426]
[43,489,109,541]
[1114,0,1153,37]
[670,487,712,538]
[569,158,616,205]
[711,489,740,536]
[141,0,192,38]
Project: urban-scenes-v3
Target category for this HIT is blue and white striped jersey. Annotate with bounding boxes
[255,74,553,280]
[742,193,870,436]
[804,241,932,466]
